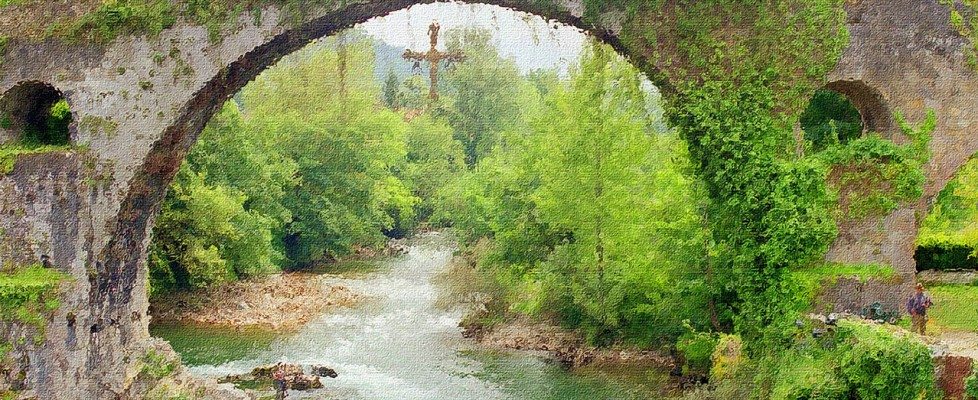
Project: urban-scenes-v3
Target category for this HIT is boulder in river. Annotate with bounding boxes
[220,363,331,391]
[383,239,409,256]
[312,365,339,378]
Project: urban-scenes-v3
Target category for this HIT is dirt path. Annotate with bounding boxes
[935,331,978,359]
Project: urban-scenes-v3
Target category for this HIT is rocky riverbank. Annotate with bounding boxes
[149,272,360,330]
[462,318,674,369]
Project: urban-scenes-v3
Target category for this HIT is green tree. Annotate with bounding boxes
[149,103,296,294]
[390,114,465,235]
[532,44,708,344]
[240,35,416,266]
[383,69,401,109]
[150,33,423,293]
[443,28,528,167]
[437,42,710,345]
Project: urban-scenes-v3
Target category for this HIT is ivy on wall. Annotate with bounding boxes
[941,0,978,69]
[820,111,935,220]
[39,0,349,44]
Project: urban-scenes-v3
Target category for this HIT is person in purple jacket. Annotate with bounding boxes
[907,283,933,335]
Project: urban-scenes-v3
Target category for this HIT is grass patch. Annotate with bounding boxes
[791,262,897,305]
[0,0,25,8]
[0,264,69,354]
[0,144,70,174]
[925,284,978,333]
[0,265,68,324]
[796,262,898,282]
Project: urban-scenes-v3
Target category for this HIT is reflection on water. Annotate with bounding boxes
[149,323,277,367]
[152,232,671,399]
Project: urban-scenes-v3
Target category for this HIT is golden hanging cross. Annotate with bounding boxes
[402,22,465,101]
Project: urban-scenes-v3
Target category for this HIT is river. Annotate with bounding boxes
[151,232,672,399]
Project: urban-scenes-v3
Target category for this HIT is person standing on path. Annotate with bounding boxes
[907,283,933,335]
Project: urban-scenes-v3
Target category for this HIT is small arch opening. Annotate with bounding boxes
[0,81,74,146]
[800,88,864,150]
[800,80,894,151]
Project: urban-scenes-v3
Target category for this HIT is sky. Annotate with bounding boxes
[358,2,587,75]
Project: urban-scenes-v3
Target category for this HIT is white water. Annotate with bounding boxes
[190,232,510,399]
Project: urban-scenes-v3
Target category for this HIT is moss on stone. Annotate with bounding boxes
[0,144,71,174]
[40,0,344,45]
[138,349,178,380]
[0,264,69,361]
[791,262,899,308]
[940,0,978,70]
[0,35,8,71]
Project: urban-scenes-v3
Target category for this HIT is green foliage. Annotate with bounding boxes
[790,262,897,307]
[382,69,400,109]
[919,151,978,271]
[243,37,415,265]
[0,144,70,174]
[940,0,978,69]
[43,0,367,44]
[763,350,846,400]
[834,321,938,400]
[14,98,72,147]
[139,349,178,380]
[915,239,978,271]
[676,327,719,377]
[818,111,934,220]
[391,114,465,235]
[56,0,177,44]
[151,35,421,293]
[800,89,863,151]
[438,42,710,346]
[673,74,839,348]
[0,264,68,352]
[708,320,939,400]
[966,365,978,400]
[443,28,531,167]
[150,102,296,293]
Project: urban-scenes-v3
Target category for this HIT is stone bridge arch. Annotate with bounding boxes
[0,1,647,397]
[0,0,977,397]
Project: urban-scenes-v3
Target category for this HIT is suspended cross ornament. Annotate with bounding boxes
[402,22,465,101]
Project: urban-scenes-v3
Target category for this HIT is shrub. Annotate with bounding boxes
[677,328,719,378]
[965,366,978,399]
[139,349,177,380]
[835,321,939,400]
[915,238,978,271]
[765,351,846,400]
[709,334,744,382]
[697,320,939,400]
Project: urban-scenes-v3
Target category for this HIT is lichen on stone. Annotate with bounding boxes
[78,115,119,139]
